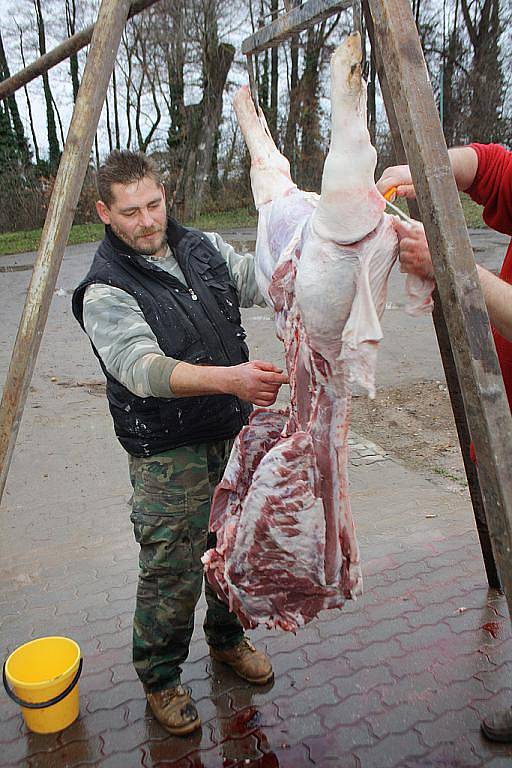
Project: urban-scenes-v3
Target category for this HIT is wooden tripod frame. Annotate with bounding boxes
[241,0,512,605]
[0,0,511,622]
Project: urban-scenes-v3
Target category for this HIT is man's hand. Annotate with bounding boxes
[226,360,289,406]
[170,359,288,406]
[393,217,434,281]
[377,165,415,199]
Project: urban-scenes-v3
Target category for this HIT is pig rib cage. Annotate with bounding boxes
[241,0,512,619]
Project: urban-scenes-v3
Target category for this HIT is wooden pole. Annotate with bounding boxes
[363,3,500,589]
[0,0,134,504]
[367,0,512,611]
[0,0,160,102]
[242,0,352,55]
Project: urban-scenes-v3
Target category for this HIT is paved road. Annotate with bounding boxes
[0,227,511,767]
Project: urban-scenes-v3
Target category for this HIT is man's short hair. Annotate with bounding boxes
[97,150,162,207]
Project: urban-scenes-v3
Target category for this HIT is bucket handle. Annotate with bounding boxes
[2,658,83,710]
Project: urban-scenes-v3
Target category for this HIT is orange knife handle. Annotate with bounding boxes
[383,186,397,202]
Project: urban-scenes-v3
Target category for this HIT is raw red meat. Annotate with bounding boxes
[203,33,433,631]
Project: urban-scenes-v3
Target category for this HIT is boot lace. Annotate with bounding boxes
[160,684,189,705]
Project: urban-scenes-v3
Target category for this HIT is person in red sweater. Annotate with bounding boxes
[377,143,512,743]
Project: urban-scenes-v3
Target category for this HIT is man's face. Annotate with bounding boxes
[96,176,168,257]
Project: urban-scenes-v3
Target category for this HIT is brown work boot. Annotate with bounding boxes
[209,638,273,684]
[146,685,201,736]
[481,707,512,742]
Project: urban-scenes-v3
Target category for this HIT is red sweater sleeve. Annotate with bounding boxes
[467,143,512,237]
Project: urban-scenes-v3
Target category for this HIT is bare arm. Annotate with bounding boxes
[476,265,512,342]
[395,217,512,343]
[376,146,479,198]
[170,359,289,407]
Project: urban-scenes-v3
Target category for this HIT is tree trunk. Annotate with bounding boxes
[269,0,279,138]
[166,0,186,178]
[174,0,235,222]
[112,66,121,149]
[105,91,114,152]
[94,133,100,169]
[66,0,80,101]
[297,25,325,191]
[189,41,235,219]
[34,0,60,168]
[51,92,66,148]
[221,123,238,186]
[284,30,301,179]
[368,43,377,145]
[16,23,40,164]
[0,29,29,162]
[210,128,220,197]
[259,0,269,111]
[442,0,467,146]
[461,0,505,142]
[122,33,133,149]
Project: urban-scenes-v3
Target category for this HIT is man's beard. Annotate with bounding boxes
[111,221,167,256]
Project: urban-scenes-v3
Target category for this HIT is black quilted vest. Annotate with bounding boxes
[72,219,251,456]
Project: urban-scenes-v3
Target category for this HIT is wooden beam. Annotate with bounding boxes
[0,0,160,101]
[367,0,512,606]
[432,290,501,588]
[241,0,352,55]
[0,0,134,503]
[363,2,500,589]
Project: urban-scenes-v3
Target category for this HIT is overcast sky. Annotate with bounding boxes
[0,1,393,163]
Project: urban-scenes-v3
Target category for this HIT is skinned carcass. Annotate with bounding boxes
[203,33,433,631]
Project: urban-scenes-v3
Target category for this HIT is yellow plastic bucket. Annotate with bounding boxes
[3,636,82,734]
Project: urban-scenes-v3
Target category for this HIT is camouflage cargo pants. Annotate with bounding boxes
[128,439,244,692]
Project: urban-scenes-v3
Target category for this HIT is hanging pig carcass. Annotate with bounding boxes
[203,33,433,632]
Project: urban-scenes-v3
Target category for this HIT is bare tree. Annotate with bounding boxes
[269,0,279,137]
[112,65,121,149]
[441,0,471,146]
[0,28,30,162]
[174,0,235,220]
[128,13,162,151]
[14,21,40,165]
[461,0,506,142]
[65,0,80,101]
[288,15,341,191]
[120,30,135,149]
[33,0,61,168]
[283,19,301,178]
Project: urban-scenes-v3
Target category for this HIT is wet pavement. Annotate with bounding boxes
[1,229,512,767]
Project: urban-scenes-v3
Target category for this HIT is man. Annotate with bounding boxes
[72,150,288,736]
[377,143,512,743]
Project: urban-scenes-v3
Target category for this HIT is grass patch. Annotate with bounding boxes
[0,210,258,257]
[186,207,257,232]
[0,198,485,257]
[433,466,468,487]
[0,222,104,257]
[460,193,485,228]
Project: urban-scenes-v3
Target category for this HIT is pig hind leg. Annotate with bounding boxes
[233,86,296,209]
[311,33,385,245]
